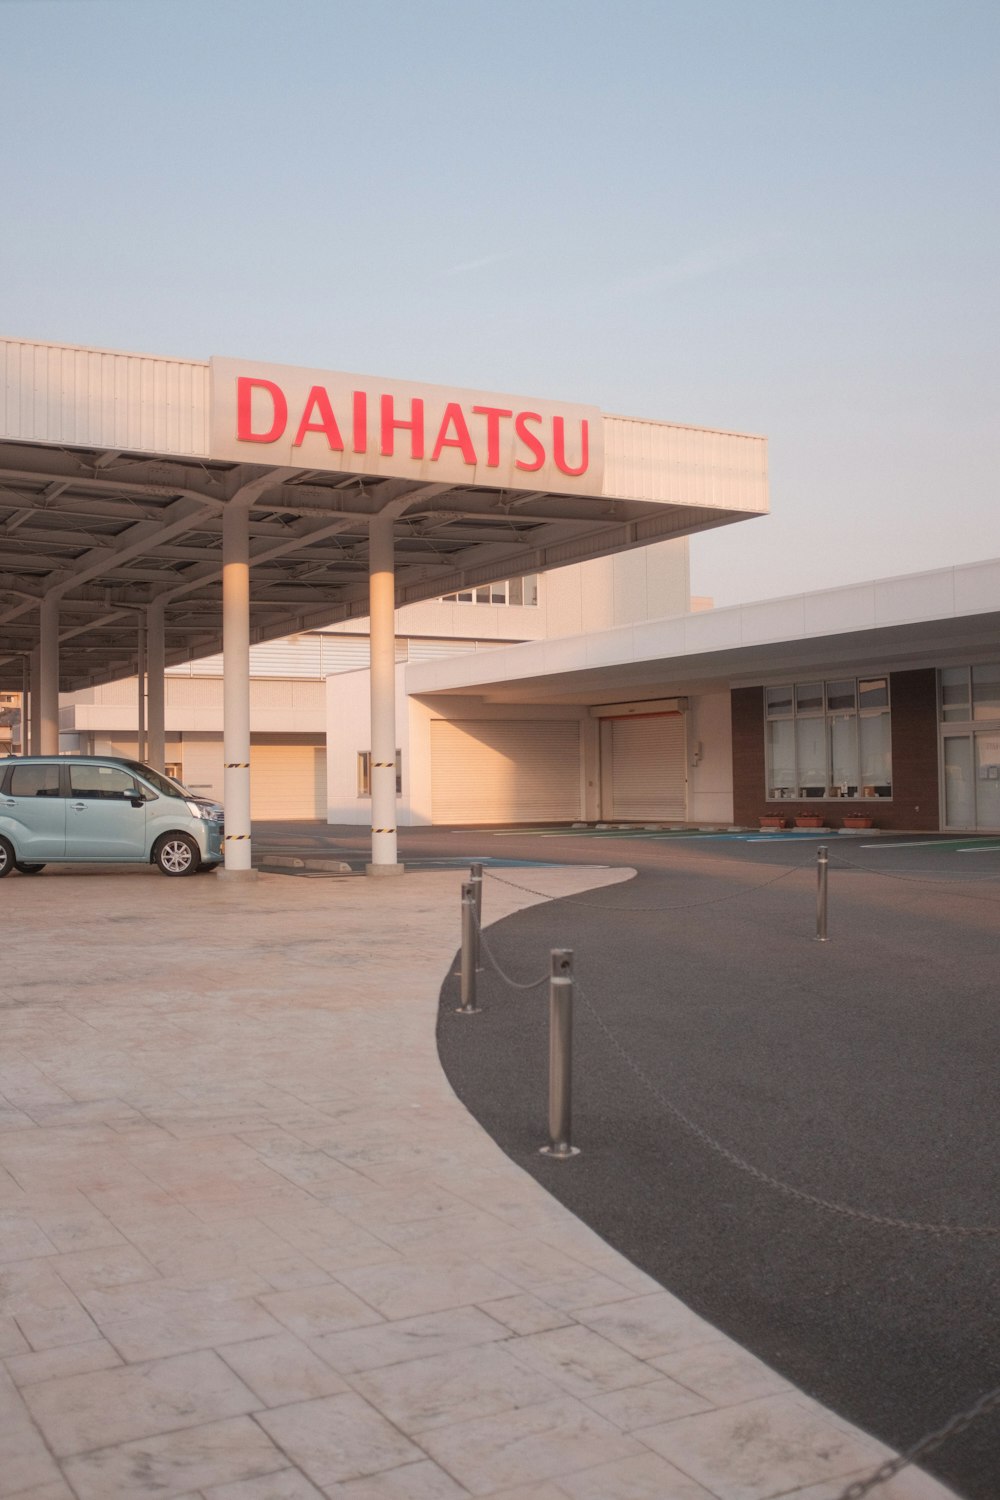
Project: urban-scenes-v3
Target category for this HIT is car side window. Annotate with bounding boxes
[9,764,62,798]
[69,765,139,801]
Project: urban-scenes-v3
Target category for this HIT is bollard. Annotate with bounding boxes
[540,949,580,1158]
[469,862,484,972]
[457,882,481,1013]
[816,844,829,943]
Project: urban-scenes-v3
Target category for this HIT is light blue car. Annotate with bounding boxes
[0,756,224,877]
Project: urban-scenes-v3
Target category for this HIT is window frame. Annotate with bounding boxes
[764,677,893,802]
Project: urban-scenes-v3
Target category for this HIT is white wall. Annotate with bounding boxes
[687,691,734,824]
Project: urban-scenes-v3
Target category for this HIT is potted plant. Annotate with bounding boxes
[794,813,825,828]
[759,813,788,829]
[842,812,874,829]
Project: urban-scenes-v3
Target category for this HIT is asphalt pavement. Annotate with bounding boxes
[425,827,1000,1500]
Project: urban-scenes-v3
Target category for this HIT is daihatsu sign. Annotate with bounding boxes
[210,357,604,494]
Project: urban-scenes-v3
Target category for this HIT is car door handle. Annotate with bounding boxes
[3,800,13,808]
[72,802,88,811]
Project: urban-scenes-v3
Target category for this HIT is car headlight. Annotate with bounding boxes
[185,800,206,819]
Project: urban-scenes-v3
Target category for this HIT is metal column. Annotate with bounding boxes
[366,508,403,876]
[39,595,60,755]
[147,601,166,774]
[20,656,29,754]
[221,501,254,878]
[136,612,147,765]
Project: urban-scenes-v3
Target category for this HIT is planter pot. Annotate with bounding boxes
[795,816,825,828]
[759,816,788,829]
[842,816,874,829]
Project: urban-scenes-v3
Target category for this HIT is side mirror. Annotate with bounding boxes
[130,797,144,809]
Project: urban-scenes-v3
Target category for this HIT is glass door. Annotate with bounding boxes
[975,731,1000,830]
[943,735,975,829]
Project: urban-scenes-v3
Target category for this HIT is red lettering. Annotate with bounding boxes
[236,378,287,444]
[514,411,545,472]
[552,416,589,477]
[471,406,513,467]
[380,395,425,459]
[352,391,367,453]
[431,403,477,464]
[292,385,344,450]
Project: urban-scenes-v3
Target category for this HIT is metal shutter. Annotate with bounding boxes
[431,720,581,824]
[251,739,326,819]
[602,714,686,820]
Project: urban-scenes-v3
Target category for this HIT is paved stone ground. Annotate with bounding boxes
[0,864,959,1500]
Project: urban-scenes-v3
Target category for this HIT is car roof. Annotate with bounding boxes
[5,755,141,768]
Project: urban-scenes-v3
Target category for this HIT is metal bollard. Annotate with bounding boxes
[815,844,829,943]
[540,949,580,1158]
[457,882,481,1013]
[469,862,484,972]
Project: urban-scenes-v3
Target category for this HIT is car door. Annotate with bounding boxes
[1,762,67,858]
[66,763,148,859]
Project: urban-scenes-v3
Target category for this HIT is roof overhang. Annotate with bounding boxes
[0,337,768,691]
[402,560,1000,705]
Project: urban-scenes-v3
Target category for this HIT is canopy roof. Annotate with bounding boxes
[0,337,768,691]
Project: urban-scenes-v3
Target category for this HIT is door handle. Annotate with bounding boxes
[72,802,88,811]
[3,800,13,808]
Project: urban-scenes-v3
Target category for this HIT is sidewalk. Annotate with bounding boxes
[0,864,958,1500]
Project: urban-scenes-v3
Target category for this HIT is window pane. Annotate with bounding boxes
[508,577,524,606]
[796,717,826,794]
[941,666,970,722]
[826,679,856,712]
[767,719,795,796]
[795,682,824,714]
[490,583,507,604]
[829,715,859,794]
[522,575,539,607]
[765,685,793,717]
[858,678,888,710]
[69,765,136,799]
[860,712,892,795]
[10,764,60,797]
[972,663,1000,722]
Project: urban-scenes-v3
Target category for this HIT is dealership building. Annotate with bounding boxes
[2,334,998,850]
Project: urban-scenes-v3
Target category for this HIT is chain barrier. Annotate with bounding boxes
[473,911,550,991]
[571,973,1000,1237]
[831,1383,1000,1500]
[827,852,1000,896]
[484,860,811,913]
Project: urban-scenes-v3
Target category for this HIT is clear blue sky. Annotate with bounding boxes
[2,0,997,606]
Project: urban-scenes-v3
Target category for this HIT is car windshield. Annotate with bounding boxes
[122,762,188,799]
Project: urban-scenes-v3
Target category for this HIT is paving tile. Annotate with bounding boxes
[351,1342,561,1434]
[21,1347,260,1456]
[553,1449,720,1498]
[258,1284,384,1339]
[417,1395,642,1495]
[218,1332,349,1406]
[254,1392,422,1487]
[0,1215,56,1263]
[203,1469,327,1499]
[777,1465,961,1498]
[506,1325,662,1398]
[5,1336,122,1387]
[0,1368,64,1496]
[574,1294,719,1361]
[477,1294,573,1336]
[650,1340,791,1406]
[584,1376,714,1429]
[0,1315,30,1356]
[48,1243,158,1293]
[322,1459,471,1497]
[62,1414,286,1500]
[312,1306,511,1373]
[639,1393,892,1500]
[1,1481,77,1500]
[335,1256,520,1321]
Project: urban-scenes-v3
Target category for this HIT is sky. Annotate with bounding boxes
[1,0,997,607]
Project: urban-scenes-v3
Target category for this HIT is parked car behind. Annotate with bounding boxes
[0,756,224,877]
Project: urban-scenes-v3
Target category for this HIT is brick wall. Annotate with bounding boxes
[731,669,939,832]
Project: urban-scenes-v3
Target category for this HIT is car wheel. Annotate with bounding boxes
[15,863,46,875]
[154,833,200,876]
[0,837,14,879]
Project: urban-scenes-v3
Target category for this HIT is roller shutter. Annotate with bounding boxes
[250,739,327,820]
[602,713,686,820]
[431,720,581,824]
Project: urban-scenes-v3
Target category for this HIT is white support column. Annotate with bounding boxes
[147,600,166,774]
[20,657,30,753]
[29,646,41,754]
[136,612,147,764]
[39,595,60,755]
[220,500,255,878]
[366,509,403,876]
